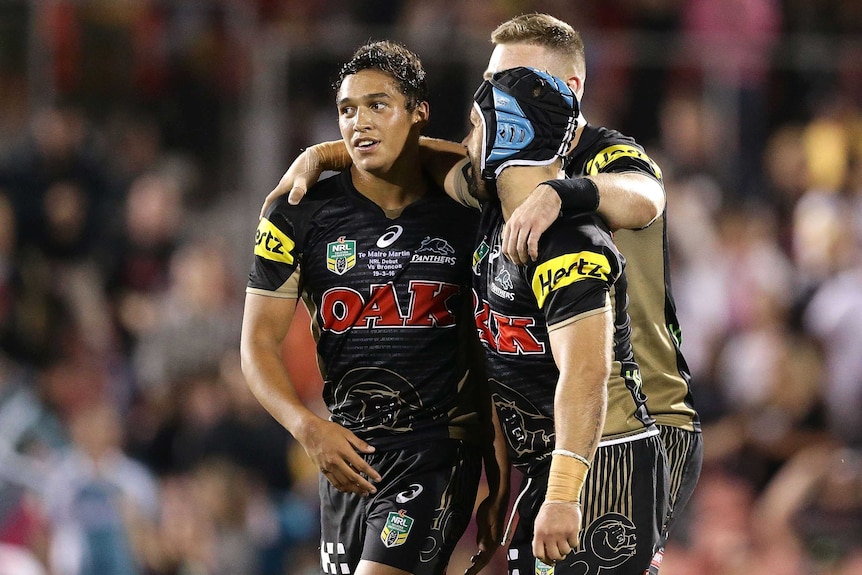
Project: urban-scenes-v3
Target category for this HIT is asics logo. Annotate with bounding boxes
[395,484,423,503]
[377,225,404,248]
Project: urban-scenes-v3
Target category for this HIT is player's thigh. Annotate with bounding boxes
[578,433,668,575]
[361,439,483,575]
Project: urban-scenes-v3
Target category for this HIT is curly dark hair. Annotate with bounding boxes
[334,40,428,111]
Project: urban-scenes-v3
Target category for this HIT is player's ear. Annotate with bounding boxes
[413,101,430,126]
[566,76,584,101]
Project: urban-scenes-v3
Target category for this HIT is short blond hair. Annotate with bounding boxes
[491,13,586,77]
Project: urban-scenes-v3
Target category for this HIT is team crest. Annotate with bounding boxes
[327,237,356,275]
[380,510,413,548]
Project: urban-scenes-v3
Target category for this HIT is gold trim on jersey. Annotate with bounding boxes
[254,217,295,264]
[546,302,609,332]
[531,251,611,308]
[585,144,662,180]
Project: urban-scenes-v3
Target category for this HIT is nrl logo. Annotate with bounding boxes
[327,237,356,275]
[380,510,413,548]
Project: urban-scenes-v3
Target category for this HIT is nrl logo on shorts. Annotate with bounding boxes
[380,510,413,548]
[472,240,490,275]
[327,237,356,275]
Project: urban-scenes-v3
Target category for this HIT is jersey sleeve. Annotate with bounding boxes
[526,216,621,330]
[583,138,663,184]
[246,198,303,298]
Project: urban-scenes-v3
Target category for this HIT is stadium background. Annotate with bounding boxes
[0,1,860,574]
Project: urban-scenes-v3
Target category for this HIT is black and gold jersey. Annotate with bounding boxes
[568,125,700,432]
[472,201,653,476]
[247,171,482,449]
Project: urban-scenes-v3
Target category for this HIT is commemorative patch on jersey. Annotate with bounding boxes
[254,218,295,264]
[380,510,413,548]
[326,237,356,275]
[585,144,663,180]
[531,251,611,308]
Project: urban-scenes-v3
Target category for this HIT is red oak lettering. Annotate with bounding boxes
[473,298,495,347]
[320,281,459,334]
[494,315,543,354]
[473,297,545,355]
[406,281,459,327]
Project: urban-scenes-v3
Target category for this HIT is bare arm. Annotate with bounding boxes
[240,293,382,494]
[260,137,473,217]
[466,393,511,575]
[259,140,351,217]
[503,172,666,264]
[531,310,610,565]
[593,172,665,230]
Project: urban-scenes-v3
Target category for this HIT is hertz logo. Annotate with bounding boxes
[586,144,662,180]
[254,218,295,264]
[531,252,611,308]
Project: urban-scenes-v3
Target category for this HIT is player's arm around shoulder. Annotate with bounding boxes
[590,171,664,231]
[260,139,352,217]
[502,169,665,264]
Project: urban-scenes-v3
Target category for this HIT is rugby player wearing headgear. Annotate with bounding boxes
[465,65,668,575]
[240,40,508,575]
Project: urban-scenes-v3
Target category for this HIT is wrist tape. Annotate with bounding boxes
[545,452,590,503]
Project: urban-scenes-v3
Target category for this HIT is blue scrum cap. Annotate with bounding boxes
[472,66,578,185]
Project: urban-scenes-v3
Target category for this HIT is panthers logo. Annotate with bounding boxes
[417,236,455,256]
[563,513,638,574]
[491,380,554,464]
[331,368,426,433]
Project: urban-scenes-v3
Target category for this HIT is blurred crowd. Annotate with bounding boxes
[0,1,861,574]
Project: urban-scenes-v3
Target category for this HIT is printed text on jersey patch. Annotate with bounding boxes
[531,251,611,307]
[327,237,357,275]
[254,218,295,264]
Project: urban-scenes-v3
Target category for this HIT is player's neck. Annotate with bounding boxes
[498,164,562,221]
[350,157,427,212]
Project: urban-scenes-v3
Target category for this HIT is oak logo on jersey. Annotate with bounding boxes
[320,281,460,334]
[585,144,662,180]
[327,236,356,275]
[381,510,413,548]
[532,251,611,308]
[475,299,545,355]
[254,218,295,264]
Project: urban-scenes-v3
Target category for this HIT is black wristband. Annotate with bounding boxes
[543,177,600,215]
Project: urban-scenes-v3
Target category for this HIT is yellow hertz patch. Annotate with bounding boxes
[586,144,662,180]
[254,218,295,264]
[532,251,611,308]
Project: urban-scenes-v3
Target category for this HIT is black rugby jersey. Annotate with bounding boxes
[247,171,482,449]
[472,201,653,476]
[568,125,700,431]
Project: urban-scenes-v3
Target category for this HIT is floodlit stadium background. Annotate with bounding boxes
[0,2,860,574]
